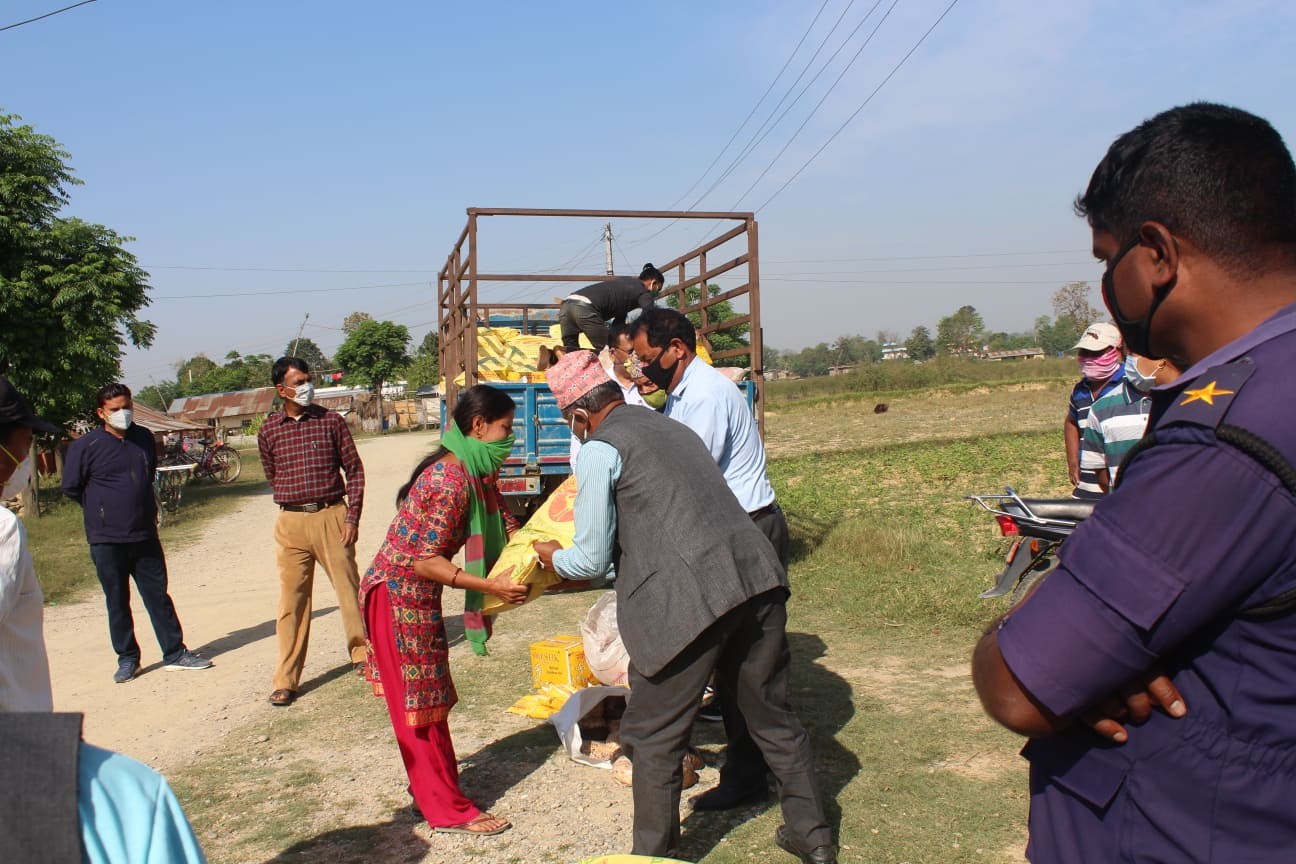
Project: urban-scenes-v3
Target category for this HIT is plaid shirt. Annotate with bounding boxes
[257,405,365,524]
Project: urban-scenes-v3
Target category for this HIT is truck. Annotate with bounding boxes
[437,207,766,516]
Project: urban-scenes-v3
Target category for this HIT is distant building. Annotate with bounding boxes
[827,364,858,376]
[881,343,908,361]
[981,347,1046,361]
[168,387,278,437]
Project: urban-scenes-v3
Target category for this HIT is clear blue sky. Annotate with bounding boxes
[3,0,1293,388]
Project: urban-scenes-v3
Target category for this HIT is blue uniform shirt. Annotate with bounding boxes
[664,359,775,513]
[998,302,1296,863]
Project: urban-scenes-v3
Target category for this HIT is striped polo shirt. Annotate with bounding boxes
[1079,378,1152,484]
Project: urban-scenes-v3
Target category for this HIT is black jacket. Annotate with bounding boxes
[572,276,655,325]
[62,425,158,544]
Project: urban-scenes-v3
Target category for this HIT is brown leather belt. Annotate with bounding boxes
[280,499,343,513]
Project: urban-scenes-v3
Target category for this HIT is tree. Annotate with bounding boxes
[284,337,329,372]
[905,325,936,361]
[1052,281,1101,328]
[1036,314,1083,356]
[0,113,155,425]
[334,320,411,392]
[342,310,373,334]
[935,305,985,356]
[399,329,440,391]
[664,283,750,367]
[176,352,273,396]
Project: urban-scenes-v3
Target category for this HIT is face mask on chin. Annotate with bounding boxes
[1,444,32,500]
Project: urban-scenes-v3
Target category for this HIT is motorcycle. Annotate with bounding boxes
[966,488,1096,603]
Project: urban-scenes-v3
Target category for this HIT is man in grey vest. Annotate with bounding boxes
[533,351,835,864]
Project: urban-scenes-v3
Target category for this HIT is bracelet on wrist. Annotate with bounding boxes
[451,567,463,588]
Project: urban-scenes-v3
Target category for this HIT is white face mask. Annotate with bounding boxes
[289,381,314,407]
[1,450,32,500]
[105,408,133,431]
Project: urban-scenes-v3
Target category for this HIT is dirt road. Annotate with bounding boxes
[46,430,440,769]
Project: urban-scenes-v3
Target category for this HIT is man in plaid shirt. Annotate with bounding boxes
[257,357,366,707]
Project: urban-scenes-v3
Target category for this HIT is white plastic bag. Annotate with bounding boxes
[581,591,630,687]
[547,685,631,768]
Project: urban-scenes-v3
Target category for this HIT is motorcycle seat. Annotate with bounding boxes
[1014,499,1098,521]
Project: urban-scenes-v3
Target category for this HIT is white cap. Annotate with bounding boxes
[1072,322,1122,351]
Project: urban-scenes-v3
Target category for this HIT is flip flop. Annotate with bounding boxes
[432,813,511,836]
[268,689,297,707]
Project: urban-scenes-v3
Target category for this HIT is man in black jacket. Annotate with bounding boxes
[558,263,664,352]
[62,383,210,683]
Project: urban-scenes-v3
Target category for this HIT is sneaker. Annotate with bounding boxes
[698,685,723,723]
[113,659,140,684]
[164,650,213,671]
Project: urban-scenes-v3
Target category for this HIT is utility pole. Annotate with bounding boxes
[290,313,310,357]
[603,223,614,276]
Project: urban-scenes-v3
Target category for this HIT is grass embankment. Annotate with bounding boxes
[169,377,1075,864]
[767,355,1076,407]
[26,449,266,604]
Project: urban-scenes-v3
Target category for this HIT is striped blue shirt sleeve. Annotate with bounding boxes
[552,440,621,581]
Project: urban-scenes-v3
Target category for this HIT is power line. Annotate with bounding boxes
[754,0,963,213]
[150,280,427,299]
[0,0,95,33]
[626,0,855,246]
[764,261,1096,274]
[146,264,441,274]
[698,0,885,212]
[653,0,835,216]
[761,276,1093,284]
[766,249,1089,263]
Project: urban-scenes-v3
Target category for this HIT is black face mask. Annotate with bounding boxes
[640,350,675,391]
[1101,234,1175,358]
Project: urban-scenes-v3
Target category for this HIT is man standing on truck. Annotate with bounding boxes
[631,307,786,812]
[558,263,664,353]
[258,357,367,707]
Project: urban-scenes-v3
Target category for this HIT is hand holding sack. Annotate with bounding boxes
[479,475,578,615]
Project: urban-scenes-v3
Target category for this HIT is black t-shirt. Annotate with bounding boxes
[572,276,654,323]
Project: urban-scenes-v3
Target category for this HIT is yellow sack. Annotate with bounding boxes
[481,475,579,615]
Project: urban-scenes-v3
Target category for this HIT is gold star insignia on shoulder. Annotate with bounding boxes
[1180,381,1235,406]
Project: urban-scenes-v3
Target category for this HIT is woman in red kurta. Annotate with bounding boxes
[360,386,528,835]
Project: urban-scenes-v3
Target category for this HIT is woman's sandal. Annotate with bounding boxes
[432,812,511,836]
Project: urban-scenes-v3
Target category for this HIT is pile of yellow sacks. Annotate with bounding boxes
[506,682,578,720]
[448,326,555,387]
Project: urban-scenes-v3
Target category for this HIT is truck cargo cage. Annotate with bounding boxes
[437,208,765,512]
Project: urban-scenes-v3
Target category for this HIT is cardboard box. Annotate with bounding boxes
[530,634,595,689]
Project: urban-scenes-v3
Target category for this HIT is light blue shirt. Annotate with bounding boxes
[664,358,775,512]
[79,743,207,864]
[552,439,621,581]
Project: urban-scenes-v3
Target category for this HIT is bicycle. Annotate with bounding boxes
[160,437,242,484]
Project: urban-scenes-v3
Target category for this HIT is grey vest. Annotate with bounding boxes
[593,405,788,677]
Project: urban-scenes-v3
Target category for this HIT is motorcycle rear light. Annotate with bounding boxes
[995,515,1020,536]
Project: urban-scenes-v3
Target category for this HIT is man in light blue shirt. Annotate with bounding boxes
[631,307,787,811]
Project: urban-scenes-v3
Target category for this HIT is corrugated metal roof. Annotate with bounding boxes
[132,404,209,434]
[168,387,278,421]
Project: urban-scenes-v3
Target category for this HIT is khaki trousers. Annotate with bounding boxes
[272,505,366,691]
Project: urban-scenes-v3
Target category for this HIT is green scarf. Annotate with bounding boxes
[441,421,514,655]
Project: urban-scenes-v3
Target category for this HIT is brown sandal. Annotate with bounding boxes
[268,688,297,707]
[432,812,511,836]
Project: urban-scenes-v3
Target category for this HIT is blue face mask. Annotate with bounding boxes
[1123,354,1160,392]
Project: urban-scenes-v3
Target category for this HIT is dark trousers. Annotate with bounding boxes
[620,589,830,858]
[717,503,790,788]
[558,299,609,352]
[89,538,186,664]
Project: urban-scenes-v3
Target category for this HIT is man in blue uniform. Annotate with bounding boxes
[972,102,1296,862]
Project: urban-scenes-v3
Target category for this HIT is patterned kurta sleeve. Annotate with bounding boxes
[383,465,470,569]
